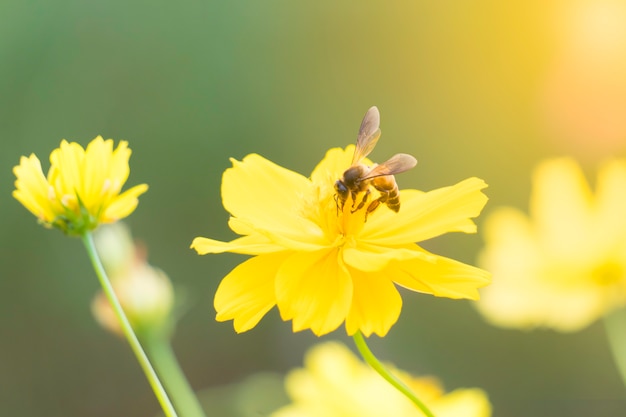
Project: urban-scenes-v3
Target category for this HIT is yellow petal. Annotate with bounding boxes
[214,253,287,332]
[13,155,55,222]
[530,158,593,257]
[594,159,626,249]
[476,272,605,332]
[102,183,148,222]
[222,154,325,246]
[431,388,492,417]
[342,241,435,272]
[276,342,367,417]
[83,137,112,210]
[310,146,354,182]
[107,138,132,192]
[309,146,355,195]
[361,178,488,246]
[345,268,402,337]
[276,249,353,336]
[227,216,257,235]
[228,216,328,252]
[390,251,491,300]
[191,234,284,255]
[48,140,85,201]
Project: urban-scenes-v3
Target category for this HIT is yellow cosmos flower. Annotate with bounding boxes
[13,136,148,235]
[270,342,492,417]
[476,157,626,331]
[192,145,490,336]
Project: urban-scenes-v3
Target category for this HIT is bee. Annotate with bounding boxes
[334,106,417,218]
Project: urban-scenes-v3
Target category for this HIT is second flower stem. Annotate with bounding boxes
[82,232,178,417]
[604,307,626,389]
[352,331,436,417]
[143,335,207,417]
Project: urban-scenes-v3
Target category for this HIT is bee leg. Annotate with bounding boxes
[350,190,358,210]
[376,191,389,206]
[334,194,341,215]
[364,191,389,221]
[351,189,370,213]
[364,200,378,222]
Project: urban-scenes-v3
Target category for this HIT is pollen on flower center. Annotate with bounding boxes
[335,191,375,235]
[302,181,370,242]
[331,232,357,249]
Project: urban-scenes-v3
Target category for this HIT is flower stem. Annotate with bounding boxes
[604,307,626,389]
[81,232,178,417]
[143,335,207,417]
[352,331,436,417]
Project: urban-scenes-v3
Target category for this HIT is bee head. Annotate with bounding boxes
[334,179,349,200]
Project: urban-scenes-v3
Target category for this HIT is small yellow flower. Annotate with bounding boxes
[13,136,148,235]
[476,157,626,331]
[192,144,490,336]
[270,342,492,417]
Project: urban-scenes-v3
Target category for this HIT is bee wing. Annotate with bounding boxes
[363,153,417,179]
[352,106,381,165]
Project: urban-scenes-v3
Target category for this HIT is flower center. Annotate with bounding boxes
[333,233,357,249]
[334,191,372,238]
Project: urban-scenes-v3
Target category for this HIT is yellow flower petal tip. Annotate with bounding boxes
[476,157,626,331]
[194,107,490,336]
[13,136,148,235]
[270,342,492,417]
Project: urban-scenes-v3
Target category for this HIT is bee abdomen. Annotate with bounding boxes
[387,191,401,212]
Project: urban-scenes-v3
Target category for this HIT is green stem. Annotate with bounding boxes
[352,331,436,417]
[604,307,626,388]
[143,335,207,417]
[81,232,178,417]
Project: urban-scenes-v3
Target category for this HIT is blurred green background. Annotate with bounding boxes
[3,1,626,416]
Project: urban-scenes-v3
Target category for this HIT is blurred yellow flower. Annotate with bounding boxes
[476,157,626,331]
[270,342,491,417]
[192,145,489,336]
[13,136,148,235]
